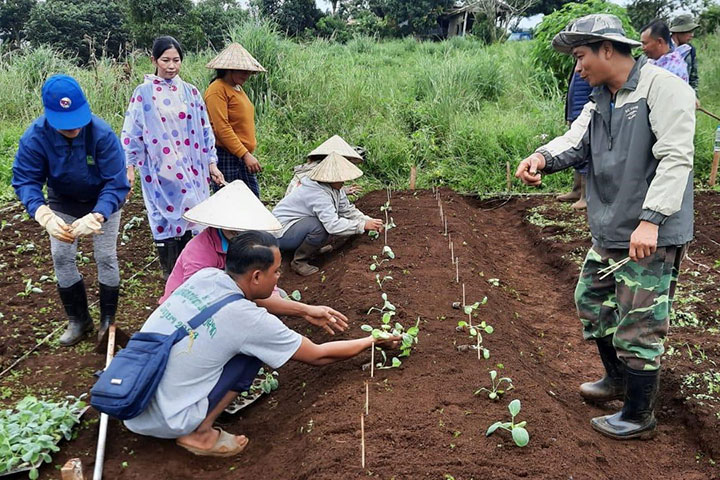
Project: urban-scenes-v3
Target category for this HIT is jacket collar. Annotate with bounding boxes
[589,56,645,117]
[45,116,88,147]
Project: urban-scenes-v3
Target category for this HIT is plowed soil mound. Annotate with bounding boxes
[1,190,719,480]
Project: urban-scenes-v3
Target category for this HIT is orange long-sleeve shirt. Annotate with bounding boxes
[204,80,256,158]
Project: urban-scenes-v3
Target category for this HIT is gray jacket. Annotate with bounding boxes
[537,58,695,249]
[272,176,370,237]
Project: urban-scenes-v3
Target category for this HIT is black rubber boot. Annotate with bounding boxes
[57,279,93,346]
[97,283,119,342]
[591,367,659,440]
[155,239,177,279]
[291,241,321,276]
[580,336,625,402]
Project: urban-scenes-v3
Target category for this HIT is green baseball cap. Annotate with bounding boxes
[670,14,699,33]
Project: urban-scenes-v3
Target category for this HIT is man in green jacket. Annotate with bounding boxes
[516,14,695,441]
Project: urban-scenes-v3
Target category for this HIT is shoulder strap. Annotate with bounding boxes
[171,293,244,345]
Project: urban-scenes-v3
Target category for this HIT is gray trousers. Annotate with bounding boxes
[277,217,329,250]
[50,210,122,288]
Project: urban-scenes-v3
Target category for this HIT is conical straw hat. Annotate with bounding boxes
[309,151,364,183]
[205,43,266,72]
[183,181,281,231]
[307,135,362,161]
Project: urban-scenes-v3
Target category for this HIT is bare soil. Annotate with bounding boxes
[1,189,719,480]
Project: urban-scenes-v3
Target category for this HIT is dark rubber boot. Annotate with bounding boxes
[291,241,321,276]
[57,279,93,346]
[580,336,625,402]
[557,170,581,202]
[155,239,177,280]
[572,174,587,210]
[591,367,659,440]
[97,283,119,342]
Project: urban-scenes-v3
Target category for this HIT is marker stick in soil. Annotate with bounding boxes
[370,343,375,378]
[444,217,448,236]
[365,381,369,416]
[455,258,459,283]
[450,241,454,263]
[361,414,366,468]
[462,283,466,307]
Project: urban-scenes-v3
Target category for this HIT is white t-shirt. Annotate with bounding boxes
[123,268,302,438]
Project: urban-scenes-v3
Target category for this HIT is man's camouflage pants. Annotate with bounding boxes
[574,245,686,371]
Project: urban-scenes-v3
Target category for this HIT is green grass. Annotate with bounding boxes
[1,21,719,203]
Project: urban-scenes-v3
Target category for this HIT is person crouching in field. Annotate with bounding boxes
[123,231,398,456]
[516,14,694,440]
[12,74,129,346]
[285,134,365,197]
[272,152,383,276]
[160,180,350,335]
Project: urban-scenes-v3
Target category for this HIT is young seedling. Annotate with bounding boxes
[458,297,491,359]
[367,293,396,317]
[368,230,379,240]
[16,279,43,298]
[375,274,393,290]
[369,246,395,271]
[485,399,530,447]
[361,317,420,369]
[290,290,302,301]
[474,370,514,400]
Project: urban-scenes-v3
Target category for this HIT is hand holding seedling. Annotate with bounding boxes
[302,305,349,335]
[371,334,402,349]
[515,152,546,186]
[364,218,384,232]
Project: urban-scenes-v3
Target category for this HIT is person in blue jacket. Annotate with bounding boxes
[12,75,130,346]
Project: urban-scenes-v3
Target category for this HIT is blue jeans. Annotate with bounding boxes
[206,354,263,413]
[277,217,329,250]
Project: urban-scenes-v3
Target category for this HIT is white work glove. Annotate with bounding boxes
[35,205,75,243]
[71,213,104,237]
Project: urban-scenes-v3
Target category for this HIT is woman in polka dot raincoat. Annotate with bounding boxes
[122,36,225,277]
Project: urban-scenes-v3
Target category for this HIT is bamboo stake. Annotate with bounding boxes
[444,217,448,236]
[455,257,459,283]
[448,233,451,248]
[361,414,366,468]
[462,283,466,307]
[710,151,719,186]
[450,242,454,263]
[409,166,417,190]
[370,343,375,378]
[365,381,369,416]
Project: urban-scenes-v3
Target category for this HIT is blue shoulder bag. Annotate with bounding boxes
[90,293,243,420]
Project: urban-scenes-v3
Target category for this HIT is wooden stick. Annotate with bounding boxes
[448,233,451,248]
[370,343,375,378]
[710,151,719,186]
[477,336,481,360]
[506,161,512,192]
[409,166,417,190]
[365,381,369,416]
[361,414,366,468]
[699,106,720,122]
[444,217,448,236]
[93,324,116,480]
[462,283,466,307]
[450,242,454,263]
[455,257,459,283]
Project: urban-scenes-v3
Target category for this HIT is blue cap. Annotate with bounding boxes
[41,74,92,130]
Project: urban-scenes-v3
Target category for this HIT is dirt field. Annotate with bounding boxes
[1,189,718,480]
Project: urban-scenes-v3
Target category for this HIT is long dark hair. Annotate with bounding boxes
[212,69,229,83]
[151,36,184,74]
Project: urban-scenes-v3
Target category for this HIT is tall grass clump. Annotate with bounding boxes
[1,20,719,203]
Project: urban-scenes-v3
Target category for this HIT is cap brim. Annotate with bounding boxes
[552,32,641,54]
[45,102,91,130]
[669,24,699,32]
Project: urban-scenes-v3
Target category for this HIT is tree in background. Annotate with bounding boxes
[26,0,129,63]
[532,0,637,85]
[626,0,709,31]
[125,0,193,48]
[474,0,538,43]
[251,0,323,36]
[0,0,36,49]
[698,4,720,34]
[525,0,573,16]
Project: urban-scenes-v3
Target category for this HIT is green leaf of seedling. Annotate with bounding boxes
[29,468,39,480]
[394,322,404,331]
[391,357,402,368]
[370,264,377,271]
[490,370,497,381]
[290,290,302,301]
[482,349,490,359]
[485,325,494,334]
[381,293,388,301]
[489,392,497,400]
[512,427,529,447]
[406,326,419,336]
[382,246,395,259]
[463,306,472,315]
[361,325,373,332]
[508,399,521,417]
[469,327,477,336]
[457,320,468,328]
[515,421,527,428]
[486,421,503,436]
[371,330,382,339]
